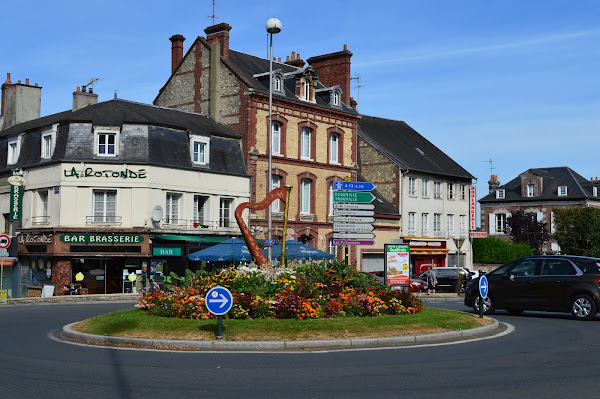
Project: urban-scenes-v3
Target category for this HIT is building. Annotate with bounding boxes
[154,23,363,260]
[357,115,475,274]
[479,167,600,253]
[0,76,250,298]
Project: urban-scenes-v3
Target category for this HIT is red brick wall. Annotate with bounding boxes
[51,260,71,295]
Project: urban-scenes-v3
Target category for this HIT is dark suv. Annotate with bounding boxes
[465,255,600,320]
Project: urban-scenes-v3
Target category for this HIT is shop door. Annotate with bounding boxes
[72,258,108,294]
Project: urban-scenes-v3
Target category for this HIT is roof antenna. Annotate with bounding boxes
[114,89,119,99]
[350,75,362,110]
[209,0,218,25]
[81,77,100,93]
[483,159,496,177]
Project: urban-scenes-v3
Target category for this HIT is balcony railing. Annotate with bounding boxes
[31,216,50,225]
[406,228,417,237]
[433,230,445,238]
[162,218,187,227]
[86,215,122,225]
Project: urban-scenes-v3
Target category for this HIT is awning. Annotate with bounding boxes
[153,234,230,243]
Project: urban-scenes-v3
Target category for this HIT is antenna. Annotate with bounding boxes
[483,159,495,177]
[350,74,362,109]
[209,0,218,24]
[81,77,100,93]
[114,89,119,99]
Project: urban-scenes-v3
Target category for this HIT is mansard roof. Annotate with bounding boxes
[358,115,474,181]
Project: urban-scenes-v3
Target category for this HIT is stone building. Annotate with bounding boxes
[479,167,600,253]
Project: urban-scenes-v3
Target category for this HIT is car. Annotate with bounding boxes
[408,277,428,292]
[419,267,471,292]
[464,255,600,320]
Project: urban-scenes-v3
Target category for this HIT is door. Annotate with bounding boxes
[536,258,578,311]
[490,258,540,309]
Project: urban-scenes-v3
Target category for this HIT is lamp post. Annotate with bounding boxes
[266,17,281,263]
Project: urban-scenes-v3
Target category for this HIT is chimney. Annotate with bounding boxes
[307,44,353,104]
[349,96,358,110]
[73,86,98,111]
[488,174,500,193]
[1,73,41,130]
[204,23,232,59]
[285,51,305,68]
[169,34,185,74]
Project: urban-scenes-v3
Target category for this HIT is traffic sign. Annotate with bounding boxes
[333,191,375,203]
[205,286,233,316]
[333,233,376,239]
[333,239,375,246]
[0,235,11,249]
[263,239,276,247]
[333,216,375,223]
[333,223,374,233]
[333,181,376,191]
[479,275,489,298]
[333,203,375,210]
[333,209,375,217]
[470,232,488,238]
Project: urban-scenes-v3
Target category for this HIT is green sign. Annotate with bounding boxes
[153,247,182,256]
[9,170,23,221]
[64,167,147,179]
[333,191,375,203]
[60,234,144,244]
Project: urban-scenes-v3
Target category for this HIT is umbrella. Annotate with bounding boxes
[271,240,333,261]
[187,238,258,262]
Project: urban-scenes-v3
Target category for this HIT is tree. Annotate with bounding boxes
[505,210,550,254]
[553,208,600,257]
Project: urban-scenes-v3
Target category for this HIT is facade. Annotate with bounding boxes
[154,23,364,262]
[357,115,475,274]
[479,168,600,253]
[0,80,250,298]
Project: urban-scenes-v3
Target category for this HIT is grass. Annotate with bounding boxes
[73,306,493,341]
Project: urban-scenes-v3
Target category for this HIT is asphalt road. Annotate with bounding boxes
[1,300,599,398]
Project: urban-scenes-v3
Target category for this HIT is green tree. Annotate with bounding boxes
[506,210,550,254]
[553,207,600,257]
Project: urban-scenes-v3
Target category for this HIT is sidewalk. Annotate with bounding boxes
[5,293,138,305]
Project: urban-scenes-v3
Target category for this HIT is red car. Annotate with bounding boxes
[409,277,429,292]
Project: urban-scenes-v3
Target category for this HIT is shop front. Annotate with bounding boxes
[402,238,449,275]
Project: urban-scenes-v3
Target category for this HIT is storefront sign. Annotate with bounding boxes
[60,234,144,244]
[470,186,477,230]
[153,247,181,256]
[409,241,445,248]
[9,170,23,221]
[385,244,410,286]
[64,167,147,179]
[18,233,53,245]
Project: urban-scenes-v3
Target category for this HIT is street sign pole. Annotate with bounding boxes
[205,286,233,339]
[0,235,11,304]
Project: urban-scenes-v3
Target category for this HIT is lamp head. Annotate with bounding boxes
[266,18,282,34]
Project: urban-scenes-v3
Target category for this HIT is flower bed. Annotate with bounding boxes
[137,261,423,320]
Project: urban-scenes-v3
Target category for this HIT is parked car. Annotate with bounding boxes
[464,255,600,320]
[408,277,428,292]
[419,267,471,292]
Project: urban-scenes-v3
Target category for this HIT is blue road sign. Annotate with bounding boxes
[205,286,233,315]
[263,239,276,247]
[479,275,489,298]
[333,181,376,191]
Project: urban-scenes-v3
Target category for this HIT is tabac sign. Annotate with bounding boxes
[9,169,24,221]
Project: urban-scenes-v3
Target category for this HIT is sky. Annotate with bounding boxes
[2,0,599,216]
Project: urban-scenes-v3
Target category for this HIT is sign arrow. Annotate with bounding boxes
[333,203,375,210]
[333,181,376,191]
[333,233,376,239]
[333,209,374,216]
[333,191,375,204]
[208,293,229,308]
[333,223,374,232]
[333,216,375,223]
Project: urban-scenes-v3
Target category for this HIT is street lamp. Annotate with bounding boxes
[266,17,281,263]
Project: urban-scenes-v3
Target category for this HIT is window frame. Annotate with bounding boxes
[300,127,312,160]
[193,195,209,226]
[41,125,57,160]
[433,181,442,199]
[433,213,442,236]
[271,175,282,212]
[190,135,210,165]
[408,177,417,196]
[558,186,568,196]
[271,121,282,155]
[300,178,311,214]
[94,127,120,157]
[422,179,429,197]
[496,189,505,199]
[7,137,20,165]
[165,192,182,224]
[421,213,429,236]
[496,213,507,233]
[460,184,467,200]
[92,189,118,223]
[447,182,455,200]
[219,198,233,228]
[527,184,536,197]
[447,214,455,236]
[408,212,416,235]
[329,132,340,164]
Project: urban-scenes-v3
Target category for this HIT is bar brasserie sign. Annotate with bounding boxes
[60,234,144,244]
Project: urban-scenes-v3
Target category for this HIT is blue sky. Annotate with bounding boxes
[2,0,599,211]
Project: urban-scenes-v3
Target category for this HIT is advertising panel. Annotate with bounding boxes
[385,244,410,285]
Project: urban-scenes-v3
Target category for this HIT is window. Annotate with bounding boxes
[447,183,455,200]
[433,213,442,237]
[190,135,210,165]
[329,133,339,163]
[300,127,311,159]
[193,195,208,225]
[271,122,281,155]
[33,190,49,224]
[460,215,467,236]
[93,190,117,222]
[165,193,182,224]
[422,179,429,197]
[302,79,310,101]
[41,126,56,160]
[219,198,232,228]
[408,212,416,236]
[433,181,442,199]
[509,258,538,277]
[421,213,429,236]
[271,175,282,212]
[496,189,505,199]
[328,182,334,216]
[460,184,467,200]
[558,186,568,196]
[594,187,598,197]
[333,91,340,106]
[496,213,507,233]
[447,214,455,236]
[408,177,417,196]
[95,129,118,156]
[527,184,536,197]
[7,139,20,164]
[540,259,576,276]
[274,75,282,92]
[300,178,311,214]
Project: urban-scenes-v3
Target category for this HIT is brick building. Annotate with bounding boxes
[479,167,600,253]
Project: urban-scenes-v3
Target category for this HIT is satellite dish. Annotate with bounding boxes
[151,206,163,223]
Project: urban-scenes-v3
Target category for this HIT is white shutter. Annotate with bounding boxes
[489,213,495,234]
[537,212,543,222]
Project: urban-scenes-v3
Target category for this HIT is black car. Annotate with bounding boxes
[464,255,600,320]
[419,267,471,292]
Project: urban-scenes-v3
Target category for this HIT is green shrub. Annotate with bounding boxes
[472,236,531,264]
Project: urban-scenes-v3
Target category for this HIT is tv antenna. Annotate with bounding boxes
[350,74,362,109]
[483,159,496,177]
[81,77,100,93]
[209,0,218,24]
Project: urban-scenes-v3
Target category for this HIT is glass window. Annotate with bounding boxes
[274,75,282,92]
[434,213,442,236]
[271,122,281,154]
[528,184,536,197]
[271,175,282,212]
[300,178,311,214]
[333,91,340,106]
[408,212,416,235]
[191,136,210,165]
[329,133,339,163]
[7,139,19,164]
[98,133,116,155]
[558,186,568,196]
[447,183,455,199]
[408,177,417,196]
[219,198,232,228]
[193,195,208,225]
[303,80,310,101]
[540,259,576,276]
[496,189,505,199]
[329,182,334,216]
[460,215,467,236]
[165,193,181,223]
[421,213,429,236]
[93,190,117,222]
[509,258,538,277]
[460,184,467,200]
[496,213,507,233]
[300,127,311,159]
[41,133,54,159]
[594,187,598,197]
[434,181,442,199]
[447,214,454,236]
[422,179,429,197]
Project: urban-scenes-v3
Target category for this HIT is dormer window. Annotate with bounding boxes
[41,124,58,160]
[190,135,210,165]
[496,189,505,199]
[302,79,311,101]
[333,91,340,106]
[94,126,120,157]
[594,187,598,197]
[272,70,284,93]
[527,184,536,197]
[7,137,21,165]
[558,186,568,196]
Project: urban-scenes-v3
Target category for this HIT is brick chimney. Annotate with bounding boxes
[169,34,186,74]
[73,86,98,111]
[204,23,232,59]
[488,174,500,193]
[1,73,41,130]
[285,51,305,68]
[307,45,353,104]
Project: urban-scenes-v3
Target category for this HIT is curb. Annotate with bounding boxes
[62,318,499,351]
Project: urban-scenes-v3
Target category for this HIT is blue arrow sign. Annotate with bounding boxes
[205,286,233,315]
[333,181,376,191]
[479,275,489,299]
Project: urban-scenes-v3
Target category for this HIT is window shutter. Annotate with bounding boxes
[489,213,495,234]
[536,212,543,222]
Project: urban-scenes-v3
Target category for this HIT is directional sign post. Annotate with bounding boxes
[332,183,376,249]
[333,181,376,191]
[333,191,375,204]
[478,275,489,319]
[205,286,233,338]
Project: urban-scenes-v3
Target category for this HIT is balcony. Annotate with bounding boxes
[433,230,445,238]
[31,216,50,226]
[406,228,417,237]
[86,215,122,225]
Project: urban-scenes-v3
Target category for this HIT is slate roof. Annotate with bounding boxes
[479,167,598,203]
[0,99,248,177]
[358,115,474,180]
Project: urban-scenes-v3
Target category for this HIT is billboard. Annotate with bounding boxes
[384,244,410,285]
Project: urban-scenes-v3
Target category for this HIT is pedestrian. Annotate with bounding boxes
[425,266,437,294]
